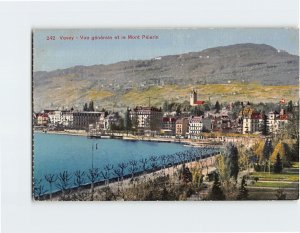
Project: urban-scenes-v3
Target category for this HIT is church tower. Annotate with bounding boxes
[190,90,197,106]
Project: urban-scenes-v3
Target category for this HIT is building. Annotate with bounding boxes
[188,116,203,138]
[176,117,189,137]
[61,110,74,127]
[267,109,289,134]
[45,110,62,125]
[130,106,163,131]
[36,113,49,126]
[240,103,254,134]
[73,111,105,130]
[161,117,177,135]
[250,112,266,134]
[190,90,205,106]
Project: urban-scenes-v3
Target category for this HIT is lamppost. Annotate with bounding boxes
[91,141,98,170]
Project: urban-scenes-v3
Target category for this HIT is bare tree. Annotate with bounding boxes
[128,160,138,179]
[34,178,47,200]
[160,155,167,175]
[139,158,148,173]
[102,164,113,186]
[149,155,159,173]
[74,170,85,189]
[44,173,57,200]
[113,168,122,194]
[56,171,72,197]
[118,162,128,181]
[87,168,100,201]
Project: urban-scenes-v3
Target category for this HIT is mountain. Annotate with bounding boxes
[33,43,299,111]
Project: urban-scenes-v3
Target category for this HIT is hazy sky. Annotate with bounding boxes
[33,28,298,72]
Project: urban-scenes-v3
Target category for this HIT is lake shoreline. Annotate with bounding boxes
[33,129,223,148]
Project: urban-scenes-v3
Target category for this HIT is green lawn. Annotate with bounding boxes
[252,182,298,188]
[250,172,299,182]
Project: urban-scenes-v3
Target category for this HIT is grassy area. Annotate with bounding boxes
[87,90,113,99]
[121,83,299,107]
[252,182,298,188]
[250,172,299,182]
[291,162,299,169]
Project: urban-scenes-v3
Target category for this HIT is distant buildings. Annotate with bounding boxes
[34,92,292,138]
[73,111,105,130]
[129,106,163,131]
[240,104,289,135]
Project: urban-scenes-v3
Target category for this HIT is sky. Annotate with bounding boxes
[33,28,299,72]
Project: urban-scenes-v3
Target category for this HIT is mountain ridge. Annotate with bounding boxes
[33,43,299,111]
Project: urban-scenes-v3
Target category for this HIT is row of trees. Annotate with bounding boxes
[34,147,221,200]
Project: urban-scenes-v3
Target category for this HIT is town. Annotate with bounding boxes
[34,90,297,141]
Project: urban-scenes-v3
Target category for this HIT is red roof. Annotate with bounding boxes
[278,114,288,120]
[195,100,205,105]
[37,113,48,118]
[251,112,263,120]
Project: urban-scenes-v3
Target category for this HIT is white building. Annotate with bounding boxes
[188,116,203,139]
[47,110,62,125]
[242,112,266,134]
[267,110,289,134]
[61,110,74,127]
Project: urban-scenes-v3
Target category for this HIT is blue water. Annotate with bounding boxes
[33,132,190,194]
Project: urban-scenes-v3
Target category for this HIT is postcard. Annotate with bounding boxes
[32,28,299,201]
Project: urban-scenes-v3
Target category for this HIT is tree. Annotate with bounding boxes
[224,143,239,180]
[128,160,138,179]
[287,100,293,113]
[216,155,230,183]
[88,100,94,111]
[34,178,47,200]
[124,108,132,134]
[191,164,203,189]
[103,164,113,186]
[74,170,85,188]
[132,115,139,133]
[215,100,221,113]
[44,173,57,200]
[263,139,273,172]
[179,164,192,184]
[273,153,283,173]
[118,162,128,181]
[83,103,88,111]
[209,172,225,200]
[87,168,100,200]
[149,155,159,171]
[56,171,72,196]
[237,176,248,200]
[113,168,122,194]
[139,158,148,173]
[163,100,169,112]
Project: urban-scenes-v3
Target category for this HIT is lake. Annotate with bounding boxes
[33,132,219,194]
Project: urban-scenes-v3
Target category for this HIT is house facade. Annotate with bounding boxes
[175,117,189,136]
[188,116,203,138]
[130,106,163,131]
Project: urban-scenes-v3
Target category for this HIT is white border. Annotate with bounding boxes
[0,1,299,233]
